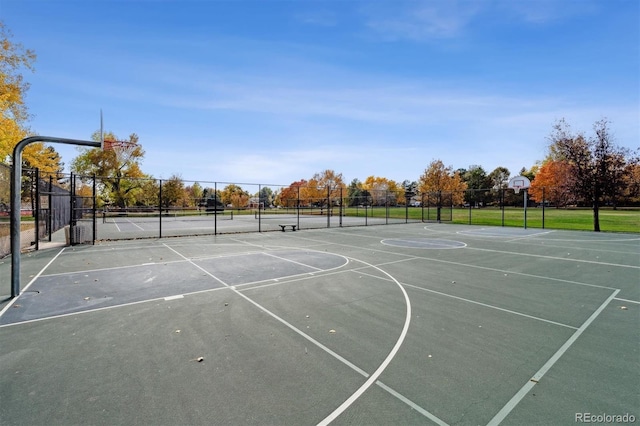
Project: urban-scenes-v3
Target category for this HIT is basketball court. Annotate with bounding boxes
[1,223,638,425]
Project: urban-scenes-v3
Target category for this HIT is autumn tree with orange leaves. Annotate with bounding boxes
[418,160,466,206]
[528,160,574,207]
[362,176,403,206]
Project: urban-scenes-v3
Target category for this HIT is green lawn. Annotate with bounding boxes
[340,206,640,233]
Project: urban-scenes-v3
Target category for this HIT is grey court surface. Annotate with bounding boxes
[95,211,399,240]
[0,223,638,425]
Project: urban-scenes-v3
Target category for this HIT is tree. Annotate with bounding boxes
[346,179,369,207]
[280,179,307,208]
[362,176,402,206]
[0,21,64,173]
[418,160,466,206]
[0,21,36,161]
[620,156,640,205]
[548,118,630,231]
[220,184,249,209]
[135,177,159,207]
[462,165,490,207]
[528,160,574,207]
[486,166,511,205]
[309,169,346,207]
[185,182,203,208]
[161,174,185,209]
[257,186,274,208]
[71,131,145,208]
[488,167,510,191]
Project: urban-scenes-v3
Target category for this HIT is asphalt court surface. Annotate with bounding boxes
[1,223,638,425]
[95,212,397,239]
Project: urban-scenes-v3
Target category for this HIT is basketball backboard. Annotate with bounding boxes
[508,176,531,194]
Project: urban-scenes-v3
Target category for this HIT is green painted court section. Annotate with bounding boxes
[1,223,638,425]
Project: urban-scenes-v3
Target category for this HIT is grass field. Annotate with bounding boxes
[342,206,640,233]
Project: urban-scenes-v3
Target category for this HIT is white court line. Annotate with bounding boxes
[613,297,640,305]
[316,258,413,426]
[354,271,579,330]
[0,247,66,319]
[487,289,620,426]
[164,295,184,301]
[505,230,556,243]
[162,242,445,425]
[0,290,212,328]
[465,246,640,270]
[121,218,144,231]
[262,251,324,271]
[285,233,618,291]
[39,258,188,277]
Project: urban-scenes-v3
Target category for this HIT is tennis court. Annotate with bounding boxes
[1,223,638,425]
[95,208,399,239]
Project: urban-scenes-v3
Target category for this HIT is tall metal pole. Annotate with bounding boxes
[214,181,217,235]
[69,172,75,245]
[48,175,53,242]
[258,184,262,232]
[34,168,40,251]
[524,189,528,230]
[326,185,331,228]
[92,174,97,243]
[159,179,163,239]
[11,136,100,298]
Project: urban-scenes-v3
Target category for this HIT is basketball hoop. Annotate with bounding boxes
[98,110,138,164]
[103,139,139,164]
[508,176,532,230]
[508,176,531,194]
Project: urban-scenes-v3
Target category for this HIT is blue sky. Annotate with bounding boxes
[2,0,638,186]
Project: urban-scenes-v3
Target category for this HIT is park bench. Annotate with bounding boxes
[278,224,297,232]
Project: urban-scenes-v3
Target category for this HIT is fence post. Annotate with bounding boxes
[501,188,505,227]
[92,174,97,244]
[340,187,343,227]
[297,186,300,230]
[70,173,75,245]
[34,168,40,250]
[542,187,546,229]
[404,191,409,223]
[259,184,262,232]
[324,185,329,228]
[214,181,217,235]
[159,179,163,238]
[468,190,472,225]
[385,190,389,225]
[48,175,53,242]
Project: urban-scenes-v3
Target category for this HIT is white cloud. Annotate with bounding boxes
[361,0,485,41]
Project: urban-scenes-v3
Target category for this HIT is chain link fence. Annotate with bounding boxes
[3,168,637,256]
[1,165,75,257]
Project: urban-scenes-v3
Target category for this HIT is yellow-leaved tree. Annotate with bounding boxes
[71,131,145,208]
[0,21,63,173]
[362,176,403,206]
[418,159,467,206]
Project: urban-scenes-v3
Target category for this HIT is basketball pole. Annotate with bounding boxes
[10,136,100,298]
[524,189,528,230]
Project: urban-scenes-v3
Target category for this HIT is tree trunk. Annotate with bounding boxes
[593,203,600,232]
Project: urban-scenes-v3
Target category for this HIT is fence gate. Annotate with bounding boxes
[36,173,74,245]
[69,173,96,245]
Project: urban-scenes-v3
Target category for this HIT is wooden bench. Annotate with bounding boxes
[278,224,297,232]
